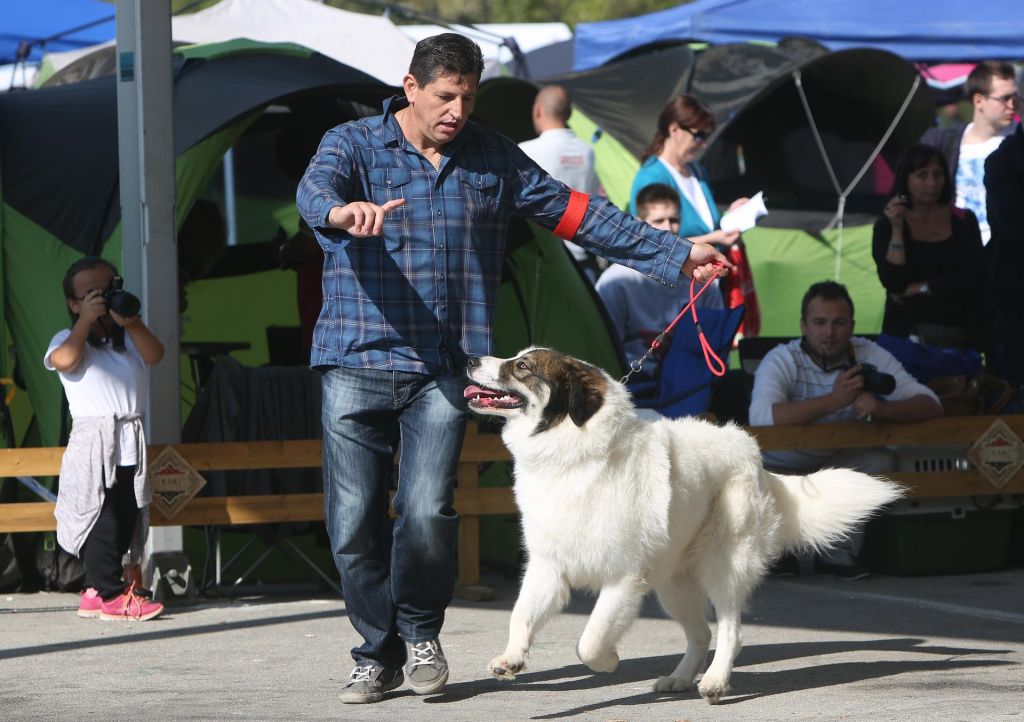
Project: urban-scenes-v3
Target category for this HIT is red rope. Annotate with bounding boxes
[647,265,728,378]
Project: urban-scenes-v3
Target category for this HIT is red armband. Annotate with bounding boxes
[552,190,589,240]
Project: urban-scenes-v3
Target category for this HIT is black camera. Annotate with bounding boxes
[857,363,896,396]
[898,193,913,210]
[103,276,141,317]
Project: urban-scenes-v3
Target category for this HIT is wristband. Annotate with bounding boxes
[888,242,905,250]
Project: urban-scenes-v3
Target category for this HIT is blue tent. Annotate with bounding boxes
[574,0,1024,70]
[1,0,114,64]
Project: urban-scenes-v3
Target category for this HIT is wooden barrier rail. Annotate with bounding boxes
[1,415,1021,590]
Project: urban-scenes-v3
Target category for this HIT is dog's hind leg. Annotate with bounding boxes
[652,575,710,693]
[576,574,646,673]
[488,558,568,681]
[697,591,743,704]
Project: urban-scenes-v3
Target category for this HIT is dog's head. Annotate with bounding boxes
[464,347,607,433]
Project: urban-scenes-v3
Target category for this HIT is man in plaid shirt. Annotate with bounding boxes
[296,33,730,705]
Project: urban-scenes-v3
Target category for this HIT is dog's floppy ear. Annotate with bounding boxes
[565,361,605,427]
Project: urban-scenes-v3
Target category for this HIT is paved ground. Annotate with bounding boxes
[2,568,1022,721]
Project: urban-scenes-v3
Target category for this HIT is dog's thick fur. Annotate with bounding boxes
[465,347,902,704]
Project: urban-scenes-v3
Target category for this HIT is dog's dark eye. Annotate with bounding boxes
[516,361,528,370]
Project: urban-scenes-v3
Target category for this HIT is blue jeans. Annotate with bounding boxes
[321,366,468,668]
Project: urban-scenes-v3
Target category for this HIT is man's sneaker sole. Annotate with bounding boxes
[407,668,449,695]
[338,671,403,704]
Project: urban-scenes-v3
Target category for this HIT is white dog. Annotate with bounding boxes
[464,347,902,704]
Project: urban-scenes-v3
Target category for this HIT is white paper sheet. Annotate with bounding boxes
[719,191,768,233]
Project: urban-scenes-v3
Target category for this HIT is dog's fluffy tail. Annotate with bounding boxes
[765,468,904,553]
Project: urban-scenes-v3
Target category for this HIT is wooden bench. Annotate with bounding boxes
[1,416,1021,592]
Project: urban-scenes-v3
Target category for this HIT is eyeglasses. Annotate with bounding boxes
[985,92,1020,106]
[682,127,709,143]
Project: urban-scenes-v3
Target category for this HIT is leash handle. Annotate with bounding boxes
[619,263,729,384]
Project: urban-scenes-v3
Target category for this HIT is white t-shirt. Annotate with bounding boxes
[658,158,715,232]
[748,337,938,428]
[956,123,1011,245]
[519,128,600,195]
[520,128,601,262]
[44,329,148,465]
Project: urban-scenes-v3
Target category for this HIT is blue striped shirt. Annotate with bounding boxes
[296,96,693,375]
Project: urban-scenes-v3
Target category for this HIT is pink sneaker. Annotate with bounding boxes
[99,583,164,622]
[78,588,103,618]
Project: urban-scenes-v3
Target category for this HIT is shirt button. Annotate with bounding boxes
[439,274,445,280]
[439,243,445,249]
[436,210,441,216]
[442,304,447,311]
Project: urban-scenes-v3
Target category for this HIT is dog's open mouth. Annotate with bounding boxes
[464,384,524,410]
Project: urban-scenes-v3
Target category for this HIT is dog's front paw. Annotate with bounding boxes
[697,673,730,704]
[488,654,525,681]
[577,643,619,674]
[652,675,693,693]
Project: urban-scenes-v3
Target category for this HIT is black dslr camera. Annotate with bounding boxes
[103,276,141,317]
[857,363,896,396]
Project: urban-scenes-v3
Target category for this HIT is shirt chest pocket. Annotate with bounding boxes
[460,171,501,216]
[368,167,412,222]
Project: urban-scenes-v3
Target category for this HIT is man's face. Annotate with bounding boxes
[800,296,854,364]
[974,76,1019,130]
[403,71,478,147]
[640,202,681,234]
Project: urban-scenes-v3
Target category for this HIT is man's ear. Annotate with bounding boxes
[67,297,78,316]
[402,73,418,102]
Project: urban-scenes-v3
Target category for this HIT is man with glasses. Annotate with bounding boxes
[922,61,1020,245]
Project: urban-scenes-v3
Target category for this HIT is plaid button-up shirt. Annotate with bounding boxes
[296,96,693,375]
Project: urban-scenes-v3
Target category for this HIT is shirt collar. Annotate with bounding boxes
[381,95,409,148]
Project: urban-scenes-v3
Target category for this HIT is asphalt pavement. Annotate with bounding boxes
[2,568,1022,721]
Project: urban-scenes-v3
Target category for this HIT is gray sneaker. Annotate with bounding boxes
[339,664,403,704]
[404,639,449,695]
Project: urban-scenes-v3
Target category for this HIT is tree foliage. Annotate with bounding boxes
[327,0,691,27]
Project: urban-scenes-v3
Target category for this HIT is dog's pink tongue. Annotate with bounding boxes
[464,385,500,400]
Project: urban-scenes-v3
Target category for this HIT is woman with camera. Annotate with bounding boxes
[873,143,987,351]
[44,257,165,622]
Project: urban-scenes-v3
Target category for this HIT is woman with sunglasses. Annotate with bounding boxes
[628,95,746,245]
[629,95,758,333]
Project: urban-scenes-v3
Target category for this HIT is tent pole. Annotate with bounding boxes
[116,0,185,577]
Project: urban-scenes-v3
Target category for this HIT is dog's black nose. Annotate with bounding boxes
[467,357,481,369]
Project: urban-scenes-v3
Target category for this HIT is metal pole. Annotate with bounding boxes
[115,0,183,566]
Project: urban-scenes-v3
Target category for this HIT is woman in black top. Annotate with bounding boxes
[872,144,986,350]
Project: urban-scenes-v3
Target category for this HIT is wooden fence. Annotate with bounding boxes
[1,415,1021,591]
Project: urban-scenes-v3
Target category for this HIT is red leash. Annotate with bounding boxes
[619,264,729,384]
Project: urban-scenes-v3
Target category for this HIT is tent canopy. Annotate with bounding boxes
[1,0,114,63]
[574,0,1024,70]
[35,0,416,87]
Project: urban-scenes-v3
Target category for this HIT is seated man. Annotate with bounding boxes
[749,280,942,579]
[596,183,735,381]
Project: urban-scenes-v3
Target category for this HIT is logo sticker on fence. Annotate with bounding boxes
[967,419,1024,490]
[148,446,207,519]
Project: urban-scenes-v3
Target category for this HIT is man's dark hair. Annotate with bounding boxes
[965,60,1017,101]
[892,143,953,205]
[635,183,680,218]
[801,280,855,320]
[408,33,484,86]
